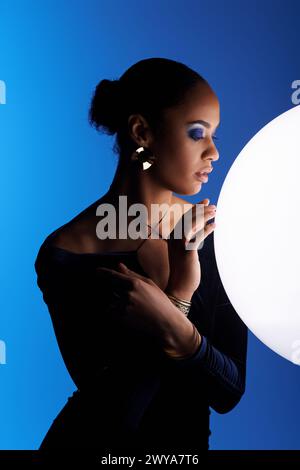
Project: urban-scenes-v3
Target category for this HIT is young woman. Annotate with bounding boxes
[34,57,248,455]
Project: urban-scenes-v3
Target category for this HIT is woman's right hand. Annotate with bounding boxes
[97,262,194,349]
[165,198,217,300]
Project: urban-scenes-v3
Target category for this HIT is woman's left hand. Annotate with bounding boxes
[166,198,216,300]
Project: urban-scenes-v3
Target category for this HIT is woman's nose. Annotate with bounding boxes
[206,147,219,163]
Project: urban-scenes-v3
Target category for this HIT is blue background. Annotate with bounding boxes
[0,0,299,450]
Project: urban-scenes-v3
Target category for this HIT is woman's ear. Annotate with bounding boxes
[128,113,153,148]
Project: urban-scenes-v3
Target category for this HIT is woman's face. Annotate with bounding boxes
[151,81,220,195]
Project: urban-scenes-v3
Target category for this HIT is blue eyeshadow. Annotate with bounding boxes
[188,125,205,140]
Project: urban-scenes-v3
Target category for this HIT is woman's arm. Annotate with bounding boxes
[162,290,248,414]
[93,243,248,415]
[162,233,248,415]
[35,244,192,390]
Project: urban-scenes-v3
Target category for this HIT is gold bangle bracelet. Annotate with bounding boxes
[166,293,192,316]
[166,293,192,305]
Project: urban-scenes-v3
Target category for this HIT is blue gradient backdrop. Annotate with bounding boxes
[1,0,299,450]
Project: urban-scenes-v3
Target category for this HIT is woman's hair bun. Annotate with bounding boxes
[88,78,122,135]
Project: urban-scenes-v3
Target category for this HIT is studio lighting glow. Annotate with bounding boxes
[214,106,300,365]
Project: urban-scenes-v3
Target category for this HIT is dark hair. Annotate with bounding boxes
[88,57,208,158]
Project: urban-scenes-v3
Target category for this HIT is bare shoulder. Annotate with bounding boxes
[48,199,103,253]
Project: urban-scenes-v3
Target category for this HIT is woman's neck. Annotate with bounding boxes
[106,167,174,221]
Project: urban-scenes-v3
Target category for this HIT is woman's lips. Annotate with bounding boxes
[194,172,209,183]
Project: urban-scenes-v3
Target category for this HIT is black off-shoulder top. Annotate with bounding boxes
[34,225,248,454]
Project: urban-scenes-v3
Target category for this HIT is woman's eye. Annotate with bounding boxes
[188,127,205,141]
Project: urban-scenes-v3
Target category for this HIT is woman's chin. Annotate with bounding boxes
[189,181,203,195]
[171,180,203,196]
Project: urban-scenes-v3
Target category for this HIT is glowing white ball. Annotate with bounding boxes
[214,106,300,365]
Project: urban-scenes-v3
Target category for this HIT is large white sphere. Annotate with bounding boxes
[214,106,300,365]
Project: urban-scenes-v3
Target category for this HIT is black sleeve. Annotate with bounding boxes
[162,235,248,414]
[34,246,112,391]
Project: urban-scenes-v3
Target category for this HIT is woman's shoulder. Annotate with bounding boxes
[37,195,110,259]
[33,193,135,282]
[34,203,98,276]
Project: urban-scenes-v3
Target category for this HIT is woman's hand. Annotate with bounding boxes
[97,262,195,352]
[165,198,217,300]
